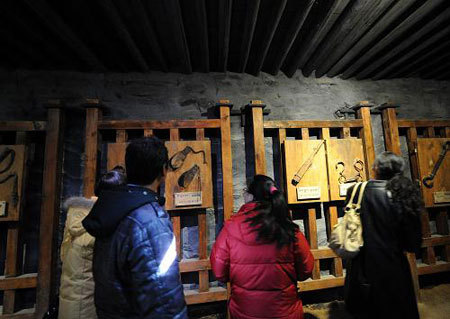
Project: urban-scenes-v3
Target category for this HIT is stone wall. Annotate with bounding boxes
[0,68,449,299]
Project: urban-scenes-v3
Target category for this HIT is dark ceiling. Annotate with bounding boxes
[1,0,450,81]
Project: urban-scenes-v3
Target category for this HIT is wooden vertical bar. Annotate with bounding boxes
[36,106,64,318]
[144,129,153,137]
[379,105,401,155]
[439,128,450,261]
[2,132,28,314]
[377,103,420,302]
[301,128,309,140]
[196,128,209,292]
[218,101,233,221]
[425,127,435,137]
[277,129,286,192]
[354,102,376,178]
[169,128,182,259]
[306,207,320,280]
[327,206,343,277]
[341,127,351,139]
[248,101,266,175]
[445,127,450,137]
[83,105,100,197]
[320,127,343,277]
[406,128,419,181]
[116,129,127,142]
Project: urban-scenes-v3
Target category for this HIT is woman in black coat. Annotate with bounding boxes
[345,152,422,319]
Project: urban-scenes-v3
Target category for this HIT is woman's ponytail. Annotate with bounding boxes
[245,175,298,247]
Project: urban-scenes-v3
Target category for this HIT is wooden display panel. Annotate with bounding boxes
[107,142,127,170]
[326,139,367,201]
[417,138,450,207]
[284,140,329,204]
[165,141,213,210]
[107,141,214,210]
[84,100,233,306]
[0,145,26,222]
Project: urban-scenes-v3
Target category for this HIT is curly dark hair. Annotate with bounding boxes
[374,152,424,217]
[245,175,299,247]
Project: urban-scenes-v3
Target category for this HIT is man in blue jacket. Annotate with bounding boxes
[83,137,187,319]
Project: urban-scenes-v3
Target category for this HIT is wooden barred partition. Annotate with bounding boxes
[378,104,450,284]
[82,99,233,305]
[0,103,64,319]
[246,100,375,292]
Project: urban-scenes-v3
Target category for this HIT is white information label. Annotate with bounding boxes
[297,186,321,200]
[0,201,6,217]
[339,182,356,197]
[174,192,202,207]
[433,191,450,204]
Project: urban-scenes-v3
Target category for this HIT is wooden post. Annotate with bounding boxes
[169,128,182,260]
[246,100,267,175]
[376,102,421,302]
[353,101,376,178]
[36,103,64,318]
[218,100,234,221]
[377,103,401,155]
[2,132,28,314]
[83,99,101,197]
[320,127,343,277]
[277,129,286,192]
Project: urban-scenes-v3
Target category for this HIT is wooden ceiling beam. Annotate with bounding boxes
[217,0,233,72]
[113,0,168,71]
[145,0,192,73]
[236,0,260,73]
[311,0,394,78]
[281,0,351,78]
[179,0,210,72]
[357,5,450,80]
[407,51,450,78]
[373,23,450,80]
[389,39,450,78]
[24,0,105,71]
[262,0,315,76]
[246,0,287,76]
[97,0,149,72]
[435,68,450,81]
[0,29,46,67]
[327,0,417,77]
[420,59,450,79]
[341,0,446,79]
[0,3,69,67]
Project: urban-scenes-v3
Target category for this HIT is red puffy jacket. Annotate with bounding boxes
[211,202,314,319]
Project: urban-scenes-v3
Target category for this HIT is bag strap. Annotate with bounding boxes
[348,182,362,205]
[355,181,369,207]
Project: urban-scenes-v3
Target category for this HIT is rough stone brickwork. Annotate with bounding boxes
[0,69,449,288]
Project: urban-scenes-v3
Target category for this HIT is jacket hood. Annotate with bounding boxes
[82,185,160,238]
[63,196,96,211]
[63,197,96,238]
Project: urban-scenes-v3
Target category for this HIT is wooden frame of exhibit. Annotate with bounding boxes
[0,102,64,319]
[245,100,375,292]
[378,104,450,289]
[82,99,233,305]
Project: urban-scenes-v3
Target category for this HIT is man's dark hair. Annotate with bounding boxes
[125,137,168,185]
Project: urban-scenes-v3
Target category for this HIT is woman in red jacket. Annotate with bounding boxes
[211,175,314,319]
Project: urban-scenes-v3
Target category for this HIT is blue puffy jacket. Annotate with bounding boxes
[82,185,187,319]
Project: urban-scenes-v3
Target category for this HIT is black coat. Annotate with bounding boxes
[344,180,422,319]
[82,186,188,319]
